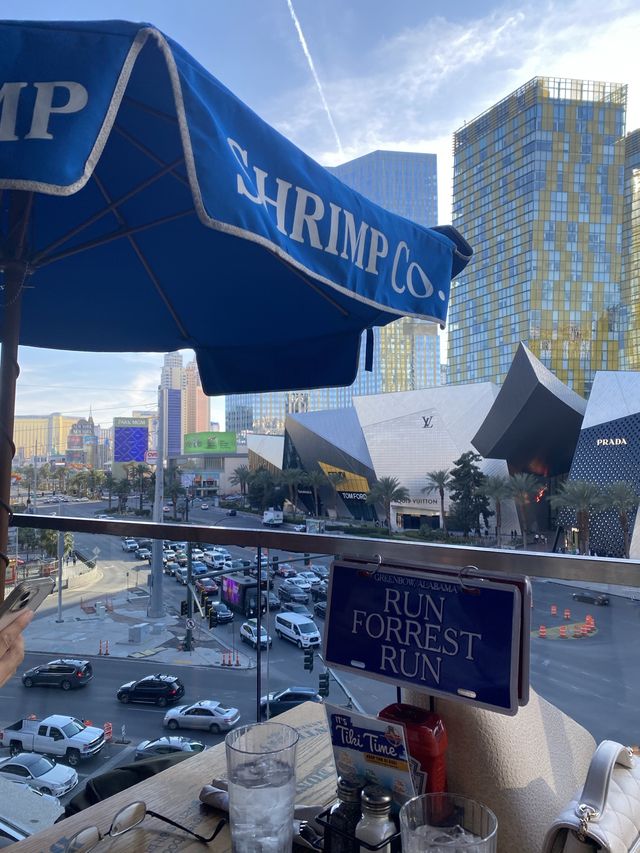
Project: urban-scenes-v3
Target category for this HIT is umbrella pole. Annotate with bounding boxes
[0,192,32,601]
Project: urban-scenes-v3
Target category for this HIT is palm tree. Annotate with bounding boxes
[483,475,511,548]
[600,481,639,558]
[422,470,452,533]
[230,465,251,506]
[508,473,543,550]
[303,470,326,517]
[113,478,131,513]
[281,468,304,514]
[367,476,410,533]
[103,472,115,509]
[134,463,150,512]
[549,480,602,556]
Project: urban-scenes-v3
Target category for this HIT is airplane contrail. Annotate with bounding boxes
[286,0,344,156]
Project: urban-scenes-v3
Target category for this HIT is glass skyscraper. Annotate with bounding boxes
[622,128,640,370]
[226,150,440,435]
[448,77,627,398]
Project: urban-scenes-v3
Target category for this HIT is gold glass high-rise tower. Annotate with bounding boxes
[449,77,627,397]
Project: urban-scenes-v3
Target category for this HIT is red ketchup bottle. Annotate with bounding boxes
[378,702,448,794]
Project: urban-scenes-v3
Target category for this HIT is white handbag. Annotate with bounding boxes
[543,741,640,853]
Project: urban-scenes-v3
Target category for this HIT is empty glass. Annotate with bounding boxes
[399,793,497,852]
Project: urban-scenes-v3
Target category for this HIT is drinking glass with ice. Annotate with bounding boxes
[399,793,497,852]
[225,722,299,853]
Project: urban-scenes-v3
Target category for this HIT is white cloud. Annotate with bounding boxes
[273,0,640,223]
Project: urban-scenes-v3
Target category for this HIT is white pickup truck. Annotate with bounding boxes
[0,715,105,766]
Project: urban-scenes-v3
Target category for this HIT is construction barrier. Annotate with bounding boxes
[563,608,571,620]
[559,625,567,639]
[551,604,557,616]
[235,650,240,666]
[573,624,582,638]
[104,722,113,741]
[581,623,589,637]
[538,625,547,639]
[98,640,103,656]
[104,639,109,656]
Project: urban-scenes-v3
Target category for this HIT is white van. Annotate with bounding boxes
[275,612,321,649]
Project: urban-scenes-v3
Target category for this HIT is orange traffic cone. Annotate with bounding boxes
[551,604,557,616]
[559,625,567,639]
[104,639,110,656]
[98,640,103,656]
[581,623,589,637]
[538,625,547,639]
[563,608,571,620]
[235,650,240,666]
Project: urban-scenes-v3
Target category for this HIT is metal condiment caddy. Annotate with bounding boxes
[315,807,402,852]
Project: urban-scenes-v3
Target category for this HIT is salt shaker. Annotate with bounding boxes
[355,786,395,853]
[324,777,362,853]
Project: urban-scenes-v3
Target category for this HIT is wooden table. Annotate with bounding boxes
[12,702,337,852]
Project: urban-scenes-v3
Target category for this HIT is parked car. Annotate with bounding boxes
[195,577,218,596]
[572,591,610,605]
[260,687,322,718]
[200,503,209,510]
[191,561,209,578]
[134,737,205,761]
[226,509,237,516]
[0,754,78,797]
[22,659,93,691]
[297,571,321,587]
[163,700,240,734]
[240,619,272,649]
[208,601,234,624]
[285,603,314,618]
[309,564,330,581]
[275,563,297,579]
[314,600,327,619]
[311,581,328,602]
[292,524,306,532]
[116,674,185,707]
[278,582,309,605]
[289,575,312,592]
[265,591,280,610]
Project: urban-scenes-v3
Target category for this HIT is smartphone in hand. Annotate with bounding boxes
[0,577,54,632]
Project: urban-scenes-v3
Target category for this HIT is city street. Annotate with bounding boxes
[3,499,637,806]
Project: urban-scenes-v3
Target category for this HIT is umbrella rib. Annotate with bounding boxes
[91,173,190,341]
[32,157,186,265]
[35,209,194,269]
[112,124,190,188]
[123,95,179,125]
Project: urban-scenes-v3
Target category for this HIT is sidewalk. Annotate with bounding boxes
[27,590,255,669]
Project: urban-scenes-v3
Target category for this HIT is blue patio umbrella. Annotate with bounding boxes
[0,20,471,585]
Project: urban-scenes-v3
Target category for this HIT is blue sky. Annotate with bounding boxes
[7,0,640,428]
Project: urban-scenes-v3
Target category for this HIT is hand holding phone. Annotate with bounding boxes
[0,578,51,688]
[0,577,54,633]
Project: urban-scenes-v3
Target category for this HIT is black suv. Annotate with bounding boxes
[278,582,309,604]
[116,674,185,706]
[22,659,93,690]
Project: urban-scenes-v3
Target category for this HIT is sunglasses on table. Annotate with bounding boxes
[64,801,227,851]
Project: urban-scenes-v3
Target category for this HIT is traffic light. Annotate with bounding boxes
[200,590,206,609]
[303,648,314,672]
[180,600,188,616]
[318,672,330,697]
[208,611,218,629]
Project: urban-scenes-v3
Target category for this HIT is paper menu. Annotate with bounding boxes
[324,703,417,810]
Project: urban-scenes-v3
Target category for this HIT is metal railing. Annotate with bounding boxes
[14,512,640,588]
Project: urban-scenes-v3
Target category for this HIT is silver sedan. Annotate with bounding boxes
[163,700,240,734]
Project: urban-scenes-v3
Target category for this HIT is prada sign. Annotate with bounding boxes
[596,438,628,446]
